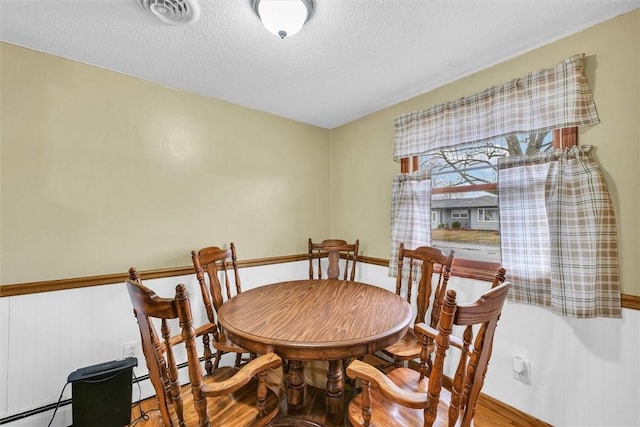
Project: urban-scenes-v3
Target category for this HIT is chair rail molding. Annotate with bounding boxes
[1,253,638,311]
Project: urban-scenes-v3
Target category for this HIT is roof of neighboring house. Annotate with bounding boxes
[431,194,498,209]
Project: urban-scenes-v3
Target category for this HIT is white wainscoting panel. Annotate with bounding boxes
[1,261,638,427]
[1,297,10,417]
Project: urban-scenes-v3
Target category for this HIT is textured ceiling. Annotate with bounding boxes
[1,0,638,129]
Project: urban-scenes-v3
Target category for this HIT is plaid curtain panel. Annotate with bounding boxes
[499,146,621,318]
[389,169,431,277]
[497,153,552,307]
[393,53,600,160]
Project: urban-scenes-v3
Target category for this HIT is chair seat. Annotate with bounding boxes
[381,328,431,361]
[163,366,280,427]
[214,332,250,353]
[347,367,458,427]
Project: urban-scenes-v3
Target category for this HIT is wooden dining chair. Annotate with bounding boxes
[346,278,511,427]
[126,278,282,427]
[379,243,454,370]
[192,243,254,370]
[308,238,360,280]
[128,267,216,387]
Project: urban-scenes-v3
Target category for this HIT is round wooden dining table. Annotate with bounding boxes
[218,278,412,419]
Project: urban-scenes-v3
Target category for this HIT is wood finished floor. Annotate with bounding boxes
[129,358,547,427]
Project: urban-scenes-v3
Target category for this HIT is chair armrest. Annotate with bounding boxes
[346,360,429,410]
[201,353,282,396]
[414,322,437,339]
[414,322,466,351]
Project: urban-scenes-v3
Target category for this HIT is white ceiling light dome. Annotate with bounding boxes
[251,0,314,39]
[137,0,201,25]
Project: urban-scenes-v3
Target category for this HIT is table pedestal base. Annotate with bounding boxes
[287,359,345,416]
[273,360,354,427]
[277,384,351,427]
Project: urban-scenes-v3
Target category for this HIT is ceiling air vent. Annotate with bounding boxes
[137,0,200,25]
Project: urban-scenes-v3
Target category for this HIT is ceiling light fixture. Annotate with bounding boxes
[251,0,314,39]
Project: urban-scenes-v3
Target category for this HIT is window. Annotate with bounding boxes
[390,56,617,316]
[401,128,577,270]
[451,210,468,219]
[478,208,498,222]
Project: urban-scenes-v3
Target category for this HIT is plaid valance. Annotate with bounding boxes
[393,53,600,160]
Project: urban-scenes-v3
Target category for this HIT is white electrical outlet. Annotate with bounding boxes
[122,341,140,360]
[512,356,531,384]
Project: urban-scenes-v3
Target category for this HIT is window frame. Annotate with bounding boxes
[400,127,578,279]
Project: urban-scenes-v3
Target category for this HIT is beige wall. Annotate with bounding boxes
[2,10,638,297]
[1,43,330,283]
[330,10,640,295]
